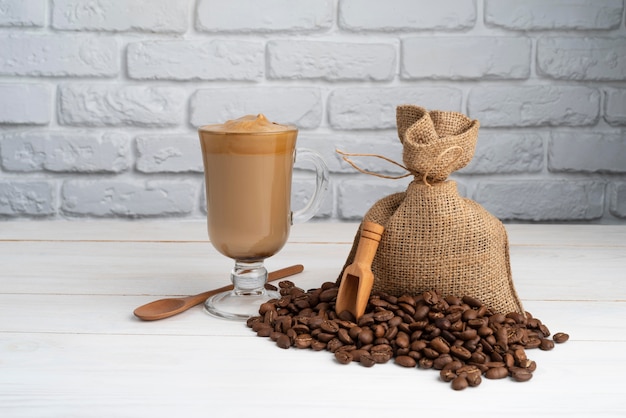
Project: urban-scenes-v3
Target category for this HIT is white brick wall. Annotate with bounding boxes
[0,0,625,223]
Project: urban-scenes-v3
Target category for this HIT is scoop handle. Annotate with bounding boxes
[353,221,384,265]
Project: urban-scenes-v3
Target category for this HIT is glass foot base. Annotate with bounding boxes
[204,289,281,321]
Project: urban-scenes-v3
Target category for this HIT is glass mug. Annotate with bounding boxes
[198,114,329,320]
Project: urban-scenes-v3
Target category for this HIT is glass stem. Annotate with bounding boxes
[231,261,268,296]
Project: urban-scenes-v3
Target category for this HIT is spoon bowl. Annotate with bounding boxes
[133,264,304,321]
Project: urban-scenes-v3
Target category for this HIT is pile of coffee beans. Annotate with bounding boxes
[247,281,569,390]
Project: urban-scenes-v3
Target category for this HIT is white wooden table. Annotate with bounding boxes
[1,221,625,417]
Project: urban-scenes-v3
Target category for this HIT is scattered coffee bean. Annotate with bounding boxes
[451,375,469,391]
[247,282,568,391]
[485,366,509,380]
[276,333,291,349]
[335,350,353,364]
[395,355,417,368]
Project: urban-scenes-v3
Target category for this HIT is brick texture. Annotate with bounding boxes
[58,84,185,127]
[538,37,626,80]
[1,131,130,172]
[0,0,45,27]
[0,181,55,216]
[52,0,189,33]
[196,0,333,33]
[485,0,623,30]
[127,40,264,81]
[468,86,601,127]
[339,0,476,31]
[268,40,396,81]
[135,134,203,173]
[549,133,626,173]
[61,180,197,217]
[402,37,531,80]
[0,34,118,77]
[0,0,624,223]
[474,180,605,221]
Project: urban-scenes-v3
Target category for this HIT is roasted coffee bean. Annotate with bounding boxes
[336,328,353,344]
[399,302,416,316]
[451,375,469,391]
[291,324,309,335]
[462,295,483,309]
[504,352,515,369]
[310,339,326,351]
[485,366,509,380]
[320,319,339,334]
[414,305,430,321]
[276,333,292,349]
[395,355,417,368]
[256,325,273,338]
[334,350,353,364]
[470,351,488,364]
[465,369,482,387]
[462,309,478,322]
[358,328,374,345]
[319,287,338,302]
[418,357,434,369]
[348,326,362,340]
[374,309,395,322]
[422,347,441,360]
[433,354,454,370]
[359,353,376,367]
[450,345,472,361]
[539,338,555,351]
[430,336,450,354]
[553,332,569,343]
[395,331,410,349]
[510,368,533,382]
[371,344,393,364]
[326,338,344,353]
[433,316,451,330]
[440,368,457,382]
[294,333,313,349]
[316,332,335,343]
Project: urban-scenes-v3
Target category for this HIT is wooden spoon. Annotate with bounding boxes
[335,221,384,320]
[133,264,304,321]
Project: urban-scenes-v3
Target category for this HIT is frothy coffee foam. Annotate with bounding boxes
[202,114,295,133]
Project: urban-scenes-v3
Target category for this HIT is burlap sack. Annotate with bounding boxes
[339,105,524,315]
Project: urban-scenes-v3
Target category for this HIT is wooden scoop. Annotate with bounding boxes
[335,221,384,320]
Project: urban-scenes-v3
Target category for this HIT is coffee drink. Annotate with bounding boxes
[199,114,297,261]
[198,114,328,320]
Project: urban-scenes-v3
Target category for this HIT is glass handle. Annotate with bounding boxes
[292,148,330,224]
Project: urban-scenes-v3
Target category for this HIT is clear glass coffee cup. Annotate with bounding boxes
[198,114,329,320]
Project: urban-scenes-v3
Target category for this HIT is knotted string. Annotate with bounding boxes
[336,145,465,187]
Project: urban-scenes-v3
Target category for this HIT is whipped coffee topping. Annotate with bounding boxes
[201,114,296,133]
